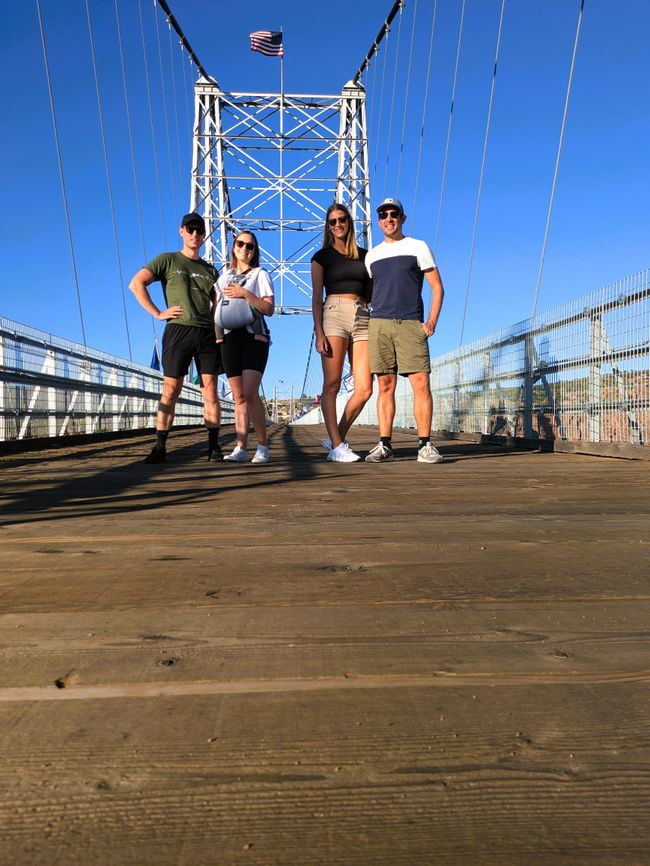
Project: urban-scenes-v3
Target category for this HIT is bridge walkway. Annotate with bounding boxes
[1,425,649,865]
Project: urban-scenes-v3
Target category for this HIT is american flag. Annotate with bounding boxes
[249,30,284,57]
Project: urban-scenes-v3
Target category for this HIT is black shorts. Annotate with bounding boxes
[221,328,270,378]
[162,323,223,378]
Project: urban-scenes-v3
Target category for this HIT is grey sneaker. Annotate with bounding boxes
[224,445,249,462]
[251,445,270,464]
[417,443,444,463]
[364,442,393,463]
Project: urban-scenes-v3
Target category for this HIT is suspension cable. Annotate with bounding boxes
[382,2,404,197]
[395,0,419,191]
[114,0,158,347]
[166,17,185,202]
[137,0,167,247]
[433,0,466,254]
[411,0,438,230]
[458,0,506,346]
[155,0,212,82]
[35,0,88,347]
[372,26,390,190]
[152,2,179,217]
[353,0,403,84]
[179,44,193,136]
[85,0,133,360]
[300,330,316,403]
[531,0,585,319]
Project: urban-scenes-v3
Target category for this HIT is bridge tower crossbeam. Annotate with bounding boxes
[190,79,371,313]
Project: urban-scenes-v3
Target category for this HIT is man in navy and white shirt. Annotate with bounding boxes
[364,197,445,463]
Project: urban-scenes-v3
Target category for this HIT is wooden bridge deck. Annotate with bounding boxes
[1,425,649,865]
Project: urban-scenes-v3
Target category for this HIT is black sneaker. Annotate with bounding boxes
[208,443,223,462]
[144,447,167,464]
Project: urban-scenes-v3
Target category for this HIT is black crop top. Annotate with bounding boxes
[311,246,371,299]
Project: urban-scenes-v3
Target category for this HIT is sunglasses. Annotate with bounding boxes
[235,239,255,251]
[327,216,348,227]
[378,209,402,220]
[185,225,205,235]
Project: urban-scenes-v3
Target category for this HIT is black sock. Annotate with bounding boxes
[419,437,430,448]
[207,427,220,449]
[380,437,392,451]
[155,430,169,450]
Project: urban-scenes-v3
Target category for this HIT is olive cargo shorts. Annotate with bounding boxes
[368,318,431,376]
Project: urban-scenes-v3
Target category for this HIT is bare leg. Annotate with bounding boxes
[376,373,397,439]
[409,371,433,437]
[227,376,249,449]
[200,373,221,428]
[241,369,267,446]
[320,335,349,448]
[338,340,373,440]
[156,376,184,430]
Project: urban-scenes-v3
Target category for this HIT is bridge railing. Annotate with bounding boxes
[0,318,234,442]
[305,270,649,448]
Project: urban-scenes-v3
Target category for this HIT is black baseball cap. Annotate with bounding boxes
[181,212,205,231]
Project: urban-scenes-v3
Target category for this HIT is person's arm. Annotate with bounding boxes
[128,267,183,320]
[222,275,274,317]
[311,260,330,356]
[211,286,225,342]
[422,267,444,337]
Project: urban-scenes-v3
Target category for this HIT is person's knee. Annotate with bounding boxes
[356,383,373,402]
[323,377,342,396]
[377,378,396,395]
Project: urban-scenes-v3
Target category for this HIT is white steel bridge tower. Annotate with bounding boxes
[190,78,371,313]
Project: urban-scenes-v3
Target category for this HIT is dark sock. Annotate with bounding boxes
[419,437,430,449]
[155,430,169,451]
[380,437,392,451]
[207,427,220,449]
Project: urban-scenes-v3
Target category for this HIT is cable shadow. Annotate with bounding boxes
[0,426,320,528]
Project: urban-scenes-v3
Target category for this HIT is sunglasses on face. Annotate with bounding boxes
[185,225,205,235]
[327,216,348,227]
[235,239,255,251]
[378,209,401,221]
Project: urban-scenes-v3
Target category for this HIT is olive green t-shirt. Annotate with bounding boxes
[145,252,219,328]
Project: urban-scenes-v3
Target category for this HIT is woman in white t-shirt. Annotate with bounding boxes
[215,231,274,464]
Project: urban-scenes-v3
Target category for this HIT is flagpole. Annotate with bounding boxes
[279,26,284,309]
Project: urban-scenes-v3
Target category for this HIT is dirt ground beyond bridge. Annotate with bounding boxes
[1,425,649,865]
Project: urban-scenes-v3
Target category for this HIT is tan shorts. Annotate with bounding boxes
[369,318,431,376]
[322,297,369,342]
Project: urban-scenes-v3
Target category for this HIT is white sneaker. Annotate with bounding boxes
[327,442,361,463]
[224,445,249,462]
[321,437,350,450]
[251,445,270,464]
[417,443,444,463]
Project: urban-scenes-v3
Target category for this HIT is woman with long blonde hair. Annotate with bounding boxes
[311,203,372,462]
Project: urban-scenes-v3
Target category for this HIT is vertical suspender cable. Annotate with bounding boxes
[433,0,466,254]
[396,0,419,191]
[381,1,404,197]
[137,0,167,247]
[114,0,158,346]
[166,16,185,205]
[372,28,390,191]
[35,0,88,347]
[85,0,133,360]
[411,0,438,229]
[458,0,506,346]
[152,0,179,216]
[531,0,585,319]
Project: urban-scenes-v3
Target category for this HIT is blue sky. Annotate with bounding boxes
[1,0,649,397]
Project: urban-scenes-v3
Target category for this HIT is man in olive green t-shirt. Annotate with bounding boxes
[129,212,222,464]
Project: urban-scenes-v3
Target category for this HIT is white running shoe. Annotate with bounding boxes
[327,442,361,463]
[224,445,249,462]
[321,437,350,450]
[251,445,270,464]
[364,442,394,463]
[417,443,444,463]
